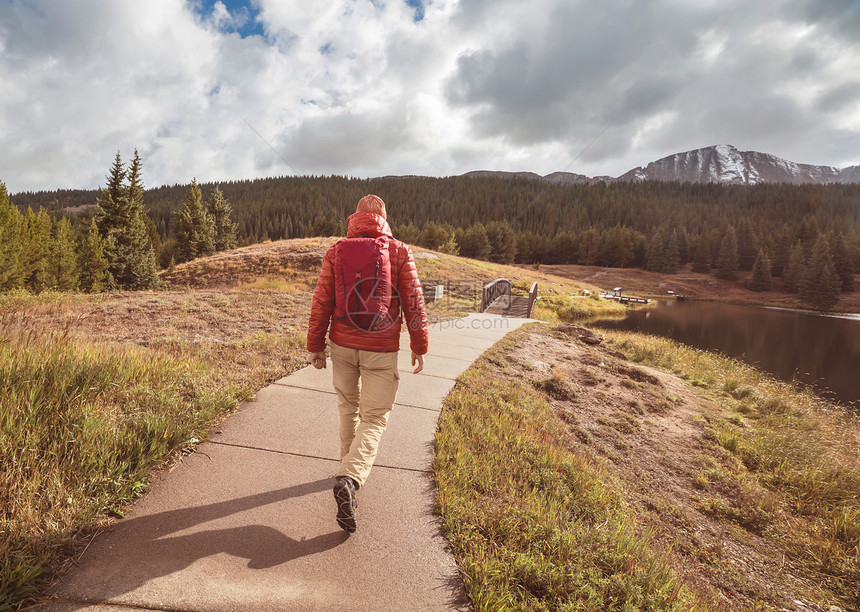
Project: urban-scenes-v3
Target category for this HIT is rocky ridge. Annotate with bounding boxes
[466,144,860,185]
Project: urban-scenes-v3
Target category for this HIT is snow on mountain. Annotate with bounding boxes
[617,145,852,185]
[462,145,859,185]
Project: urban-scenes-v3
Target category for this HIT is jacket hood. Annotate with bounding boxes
[347,211,393,239]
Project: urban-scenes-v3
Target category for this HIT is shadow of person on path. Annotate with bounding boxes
[44,478,348,608]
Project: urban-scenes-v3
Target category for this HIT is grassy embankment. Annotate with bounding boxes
[434,321,860,610]
[1,239,613,610]
[435,335,701,611]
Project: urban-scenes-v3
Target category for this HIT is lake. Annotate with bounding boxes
[594,300,860,407]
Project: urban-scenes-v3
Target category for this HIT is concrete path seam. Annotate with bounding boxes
[268,381,444,412]
[207,440,434,475]
[207,440,340,464]
[400,371,457,381]
[271,381,337,394]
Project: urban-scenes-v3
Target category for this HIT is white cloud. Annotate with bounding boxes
[0,0,858,194]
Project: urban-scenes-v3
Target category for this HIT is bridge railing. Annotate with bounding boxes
[526,281,538,317]
[480,278,512,312]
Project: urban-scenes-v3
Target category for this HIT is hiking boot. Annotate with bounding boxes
[333,476,358,533]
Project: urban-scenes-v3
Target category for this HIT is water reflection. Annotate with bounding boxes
[595,300,860,407]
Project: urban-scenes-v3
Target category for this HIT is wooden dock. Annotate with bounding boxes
[600,291,651,304]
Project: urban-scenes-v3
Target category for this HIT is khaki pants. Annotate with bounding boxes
[329,342,400,487]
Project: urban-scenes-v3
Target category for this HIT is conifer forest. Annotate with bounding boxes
[4,163,860,308]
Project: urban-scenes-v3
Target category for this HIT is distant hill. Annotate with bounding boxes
[462,170,592,185]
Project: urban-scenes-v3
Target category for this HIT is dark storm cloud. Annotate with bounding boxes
[272,106,412,174]
[444,0,860,170]
[818,81,860,114]
[797,0,860,41]
[445,0,704,145]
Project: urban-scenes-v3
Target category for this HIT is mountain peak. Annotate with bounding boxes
[617,145,850,185]
[461,145,858,185]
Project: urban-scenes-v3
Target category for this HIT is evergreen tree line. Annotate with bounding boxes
[14,174,860,254]
[6,170,859,306]
[0,152,238,293]
[0,181,109,292]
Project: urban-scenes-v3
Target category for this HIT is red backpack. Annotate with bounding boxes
[333,236,394,331]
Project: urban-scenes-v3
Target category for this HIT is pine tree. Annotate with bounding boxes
[20,208,52,292]
[783,243,805,292]
[124,149,161,287]
[514,231,535,264]
[174,178,216,263]
[577,228,600,266]
[550,232,577,265]
[77,218,110,292]
[691,237,711,273]
[48,216,79,291]
[0,182,24,290]
[393,222,420,245]
[715,227,739,280]
[799,234,840,309]
[632,235,647,267]
[309,213,339,237]
[748,249,772,292]
[95,150,159,289]
[662,230,681,274]
[677,229,690,266]
[598,225,637,268]
[95,151,131,240]
[418,221,455,252]
[127,149,145,211]
[644,227,665,271]
[457,223,490,260]
[771,226,792,277]
[830,233,855,293]
[205,186,238,251]
[736,219,757,271]
[485,221,516,264]
[437,233,459,255]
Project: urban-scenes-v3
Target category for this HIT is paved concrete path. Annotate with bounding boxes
[40,313,531,612]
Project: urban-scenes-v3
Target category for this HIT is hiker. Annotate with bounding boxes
[306,194,429,533]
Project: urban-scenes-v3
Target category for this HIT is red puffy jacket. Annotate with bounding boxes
[307,211,429,355]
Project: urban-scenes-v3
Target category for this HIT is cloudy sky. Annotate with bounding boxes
[1,0,859,193]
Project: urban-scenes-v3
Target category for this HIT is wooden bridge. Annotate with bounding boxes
[480,279,538,318]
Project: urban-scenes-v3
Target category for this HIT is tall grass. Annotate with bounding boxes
[532,294,627,323]
[0,314,244,609]
[434,333,704,611]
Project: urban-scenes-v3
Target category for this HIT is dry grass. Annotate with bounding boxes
[435,322,860,610]
[604,330,860,609]
[1,237,617,610]
[434,330,704,611]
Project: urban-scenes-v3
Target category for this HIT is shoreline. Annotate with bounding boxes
[538,263,860,314]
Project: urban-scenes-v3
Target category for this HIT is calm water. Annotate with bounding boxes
[594,300,860,407]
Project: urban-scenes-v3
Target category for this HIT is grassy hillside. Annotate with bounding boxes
[1,238,618,610]
[435,324,860,610]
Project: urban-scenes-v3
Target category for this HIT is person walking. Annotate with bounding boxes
[306,194,429,533]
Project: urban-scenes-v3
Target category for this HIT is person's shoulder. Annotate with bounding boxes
[323,241,340,261]
[388,237,414,258]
